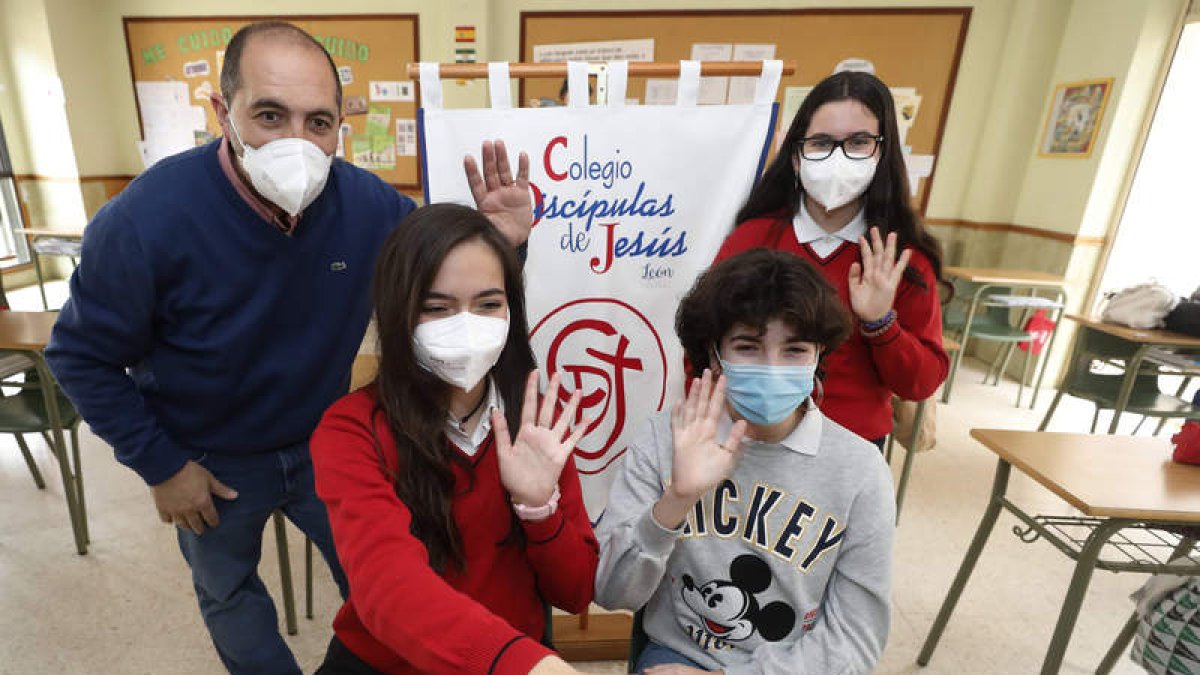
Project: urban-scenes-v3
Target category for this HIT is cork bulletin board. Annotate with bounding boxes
[123,15,420,191]
[521,9,971,213]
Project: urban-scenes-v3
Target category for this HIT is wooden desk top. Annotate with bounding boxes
[0,311,58,351]
[944,266,1066,287]
[1066,314,1200,349]
[970,428,1200,522]
[14,228,84,238]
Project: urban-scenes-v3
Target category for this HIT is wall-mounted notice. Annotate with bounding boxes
[532,38,654,63]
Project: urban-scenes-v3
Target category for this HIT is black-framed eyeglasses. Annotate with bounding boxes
[796,134,884,161]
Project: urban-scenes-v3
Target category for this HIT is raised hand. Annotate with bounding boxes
[494,371,589,508]
[668,370,747,501]
[463,139,533,247]
[848,227,913,323]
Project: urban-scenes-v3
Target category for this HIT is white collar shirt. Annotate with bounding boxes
[444,378,504,457]
[792,202,867,259]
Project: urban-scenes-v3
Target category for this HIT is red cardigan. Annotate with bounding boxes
[716,215,948,440]
[311,387,599,674]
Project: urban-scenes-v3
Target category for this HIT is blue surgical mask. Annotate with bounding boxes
[718,358,816,426]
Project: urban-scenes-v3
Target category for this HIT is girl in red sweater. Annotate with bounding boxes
[311,204,598,675]
[716,70,948,445]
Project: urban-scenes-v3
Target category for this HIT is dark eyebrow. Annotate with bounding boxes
[729,333,763,342]
[248,97,337,121]
[424,289,506,301]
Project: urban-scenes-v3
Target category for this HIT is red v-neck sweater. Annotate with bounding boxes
[311,387,598,674]
[716,215,948,440]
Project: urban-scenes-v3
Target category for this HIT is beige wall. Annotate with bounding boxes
[0,0,1189,291]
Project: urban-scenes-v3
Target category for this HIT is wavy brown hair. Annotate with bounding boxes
[734,70,944,288]
[369,203,535,573]
[677,248,851,374]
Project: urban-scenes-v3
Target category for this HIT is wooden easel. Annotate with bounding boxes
[409,58,795,663]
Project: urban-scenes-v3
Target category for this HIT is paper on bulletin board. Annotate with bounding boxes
[728,44,776,105]
[369,81,414,102]
[396,119,417,157]
[371,135,396,170]
[644,79,679,106]
[891,87,922,146]
[690,43,732,105]
[135,81,206,169]
[781,86,813,133]
[532,38,655,63]
[366,105,392,137]
[903,152,935,197]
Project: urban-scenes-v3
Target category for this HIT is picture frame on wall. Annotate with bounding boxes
[1038,77,1113,158]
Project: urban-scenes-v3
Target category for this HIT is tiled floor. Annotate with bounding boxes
[0,279,1175,674]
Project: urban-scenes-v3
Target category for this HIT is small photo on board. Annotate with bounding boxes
[344,95,369,116]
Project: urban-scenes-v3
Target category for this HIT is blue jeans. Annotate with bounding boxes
[635,641,705,672]
[177,442,348,675]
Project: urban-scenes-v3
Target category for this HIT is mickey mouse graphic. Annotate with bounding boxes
[681,554,796,643]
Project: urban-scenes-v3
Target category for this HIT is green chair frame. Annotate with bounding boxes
[941,280,1066,409]
[887,336,961,524]
[1,355,88,554]
[271,511,314,635]
[1038,326,1200,433]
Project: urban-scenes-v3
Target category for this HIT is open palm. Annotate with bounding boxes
[494,371,589,508]
[849,227,912,323]
[669,370,747,500]
[464,140,533,246]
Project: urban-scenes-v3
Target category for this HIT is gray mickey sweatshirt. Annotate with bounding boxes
[594,403,894,674]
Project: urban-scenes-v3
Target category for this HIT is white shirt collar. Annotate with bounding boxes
[792,201,867,247]
[717,399,824,456]
[445,378,504,456]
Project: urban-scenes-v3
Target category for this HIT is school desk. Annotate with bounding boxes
[917,428,1200,674]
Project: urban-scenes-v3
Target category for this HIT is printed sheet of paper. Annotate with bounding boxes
[395,119,417,157]
[644,79,679,106]
[532,38,654,63]
[690,43,732,105]
[904,153,935,197]
[728,44,777,105]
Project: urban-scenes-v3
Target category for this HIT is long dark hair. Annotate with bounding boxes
[370,203,535,573]
[734,71,944,286]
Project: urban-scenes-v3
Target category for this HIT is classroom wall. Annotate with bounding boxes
[0,0,1188,326]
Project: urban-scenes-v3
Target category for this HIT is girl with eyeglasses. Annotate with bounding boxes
[311,204,596,675]
[716,70,948,448]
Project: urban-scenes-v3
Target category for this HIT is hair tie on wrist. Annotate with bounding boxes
[513,486,560,521]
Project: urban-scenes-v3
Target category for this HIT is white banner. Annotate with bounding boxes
[422,63,779,521]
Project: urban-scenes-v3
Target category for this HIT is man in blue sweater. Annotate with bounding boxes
[45,21,533,675]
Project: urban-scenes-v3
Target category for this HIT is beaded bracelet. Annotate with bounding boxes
[860,309,897,338]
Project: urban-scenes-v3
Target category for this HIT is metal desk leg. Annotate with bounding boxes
[894,399,927,523]
[917,460,1011,666]
[1040,518,1127,674]
[31,248,49,311]
[1030,290,1067,410]
[1108,345,1151,434]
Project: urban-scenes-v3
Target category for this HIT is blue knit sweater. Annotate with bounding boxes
[46,141,415,485]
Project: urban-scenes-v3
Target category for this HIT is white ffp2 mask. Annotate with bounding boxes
[413,312,509,391]
[228,118,332,217]
[799,153,878,211]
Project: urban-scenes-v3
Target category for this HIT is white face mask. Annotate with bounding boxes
[228,117,332,217]
[798,153,878,211]
[413,311,509,391]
